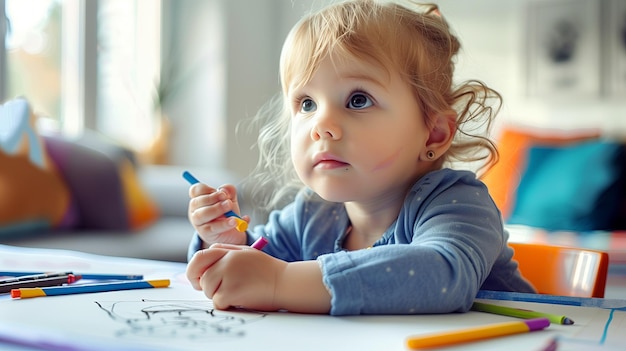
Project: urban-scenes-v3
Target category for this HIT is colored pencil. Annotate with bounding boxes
[11,279,170,299]
[0,274,80,294]
[0,271,143,280]
[78,273,144,280]
[251,236,268,250]
[472,301,574,325]
[406,318,550,349]
[0,271,71,283]
[476,290,626,310]
[182,170,248,232]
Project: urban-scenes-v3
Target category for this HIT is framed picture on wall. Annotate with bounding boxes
[526,0,602,98]
[603,0,626,97]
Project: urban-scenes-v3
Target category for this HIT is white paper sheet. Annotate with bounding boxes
[1,244,624,351]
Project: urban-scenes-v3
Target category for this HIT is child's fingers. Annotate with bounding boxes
[186,248,228,290]
[189,198,237,227]
[217,184,243,210]
[195,217,239,238]
[188,182,217,198]
[189,184,240,217]
[209,243,247,250]
[187,181,247,244]
[188,191,228,216]
[217,184,237,200]
[195,220,247,247]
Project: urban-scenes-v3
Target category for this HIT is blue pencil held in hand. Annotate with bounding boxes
[182,171,248,232]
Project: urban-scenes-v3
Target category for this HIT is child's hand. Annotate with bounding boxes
[186,244,286,311]
[187,244,332,313]
[188,183,249,247]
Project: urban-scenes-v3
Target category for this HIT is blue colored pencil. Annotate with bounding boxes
[477,290,626,311]
[79,273,144,280]
[11,279,170,299]
[182,170,248,232]
[182,170,241,220]
[0,271,143,280]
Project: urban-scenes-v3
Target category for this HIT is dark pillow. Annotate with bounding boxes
[44,131,159,231]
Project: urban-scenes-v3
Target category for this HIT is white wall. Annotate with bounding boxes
[163,0,227,170]
[165,0,626,178]
[165,0,295,178]
[435,0,626,135]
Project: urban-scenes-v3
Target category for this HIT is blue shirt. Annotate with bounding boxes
[188,168,535,315]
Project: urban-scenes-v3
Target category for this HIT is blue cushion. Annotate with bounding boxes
[0,97,44,167]
[507,140,625,231]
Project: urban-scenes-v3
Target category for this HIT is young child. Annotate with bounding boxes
[186,0,535,315]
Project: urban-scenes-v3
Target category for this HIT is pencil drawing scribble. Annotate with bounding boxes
[94,299,267,342]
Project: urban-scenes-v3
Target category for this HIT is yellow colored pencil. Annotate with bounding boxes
[406,318,550,349]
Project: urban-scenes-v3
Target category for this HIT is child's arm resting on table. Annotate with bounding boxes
[187,243,331,313]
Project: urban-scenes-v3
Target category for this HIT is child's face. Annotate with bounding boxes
[288,55,434,203]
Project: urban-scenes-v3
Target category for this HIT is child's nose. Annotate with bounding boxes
[310,107,342,141]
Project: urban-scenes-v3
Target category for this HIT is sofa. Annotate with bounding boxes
[0,164,249,263]
[0,97,249,262]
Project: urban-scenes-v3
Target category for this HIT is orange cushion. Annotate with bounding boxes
[0,150,71,230]
[481,126,600,219]
[118,158,159,229]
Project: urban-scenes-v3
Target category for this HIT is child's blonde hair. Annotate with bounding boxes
[246,0,500,211]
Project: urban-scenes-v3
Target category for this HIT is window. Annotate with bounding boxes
[1,0,161,156]
[97,0,161,152]
[3,0,63,125]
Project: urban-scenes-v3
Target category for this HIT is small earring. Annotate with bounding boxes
[426,150,435,160]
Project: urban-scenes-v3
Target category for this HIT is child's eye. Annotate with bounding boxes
[300,98,317,113]
[347,93,373,109]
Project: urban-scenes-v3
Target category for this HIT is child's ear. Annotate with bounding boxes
[419,110,456,161]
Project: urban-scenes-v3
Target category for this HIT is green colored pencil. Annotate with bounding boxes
[471,301,574,325]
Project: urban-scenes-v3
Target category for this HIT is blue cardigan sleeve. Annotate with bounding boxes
[318,170,533,315]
